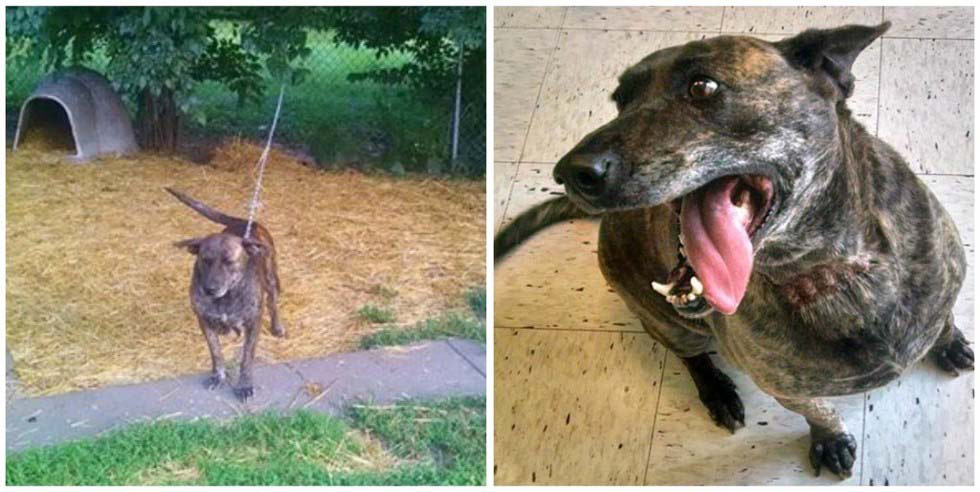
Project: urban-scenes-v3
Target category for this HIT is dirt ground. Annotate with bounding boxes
[6,142,485,396]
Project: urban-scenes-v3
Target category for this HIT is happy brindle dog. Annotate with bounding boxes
[167,187,285,402]
[496,23,973,478]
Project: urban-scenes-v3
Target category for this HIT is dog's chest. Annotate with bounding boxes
[191,287,261,334]
[708,296,908,399]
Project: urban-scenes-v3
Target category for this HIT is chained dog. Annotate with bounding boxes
[167,187,285,401]
[496,22,972,478]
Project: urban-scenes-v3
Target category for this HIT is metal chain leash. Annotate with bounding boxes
[244,84,286,239]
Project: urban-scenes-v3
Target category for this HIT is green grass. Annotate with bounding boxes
[360,312,485,349]
[359,287,487,349]
[347,396,485,485]
[6,397,486,486]
[357,304,396,324]
[465,287,486,320]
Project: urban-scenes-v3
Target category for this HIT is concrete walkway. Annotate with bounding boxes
[6,338,485,453]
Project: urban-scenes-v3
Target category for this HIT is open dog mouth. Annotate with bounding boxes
[651,175,774,317]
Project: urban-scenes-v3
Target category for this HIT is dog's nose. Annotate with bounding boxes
[554,151,620,198]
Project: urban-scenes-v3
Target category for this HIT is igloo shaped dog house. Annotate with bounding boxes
[14,67,138,161]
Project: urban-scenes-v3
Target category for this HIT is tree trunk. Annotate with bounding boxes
[137,87,179,153]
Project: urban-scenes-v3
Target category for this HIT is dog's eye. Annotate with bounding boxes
[689,76,719,99]
[223,258,233,266]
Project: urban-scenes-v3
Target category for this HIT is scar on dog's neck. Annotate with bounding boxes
[775,258,870,307]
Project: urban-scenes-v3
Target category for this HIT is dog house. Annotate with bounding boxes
[13,67,138,161]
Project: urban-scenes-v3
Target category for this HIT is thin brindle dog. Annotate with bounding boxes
[167,187,285,401]
[496,22,973,478]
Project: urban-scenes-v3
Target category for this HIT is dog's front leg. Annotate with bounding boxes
[929,314,974,376]
[199,319,226,390]
[775,396,855,479]
[681,353,745,432]
[235,320,260,401]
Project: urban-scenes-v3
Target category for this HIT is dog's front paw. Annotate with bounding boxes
[234,385,254,402]
[271,323,287,338]
[931,334,974,376]
[698,371,745,433]
[809,432,857,479]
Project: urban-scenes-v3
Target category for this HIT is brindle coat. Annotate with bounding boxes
[167,187,285,401]
[495,23,973,478]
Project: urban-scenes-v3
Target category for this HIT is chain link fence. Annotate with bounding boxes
[6,28,486,176]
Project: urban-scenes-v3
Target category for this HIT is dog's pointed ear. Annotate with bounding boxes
[775,22,890,99]
[174,238,204,255]
[242,237,266,257]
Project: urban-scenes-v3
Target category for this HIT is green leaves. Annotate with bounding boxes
[327,7,484,92]
[6,7,323,121]
[6,6,484,165]
[7,6,485,108]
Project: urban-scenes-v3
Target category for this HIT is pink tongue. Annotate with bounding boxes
[680,177,753,315]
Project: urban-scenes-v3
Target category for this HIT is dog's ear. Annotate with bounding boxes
[174,238,203,255]
[242,237,266,257]
[775,22,890,99]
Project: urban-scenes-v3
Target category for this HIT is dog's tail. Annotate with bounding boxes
[165,187,247,228]
[495,196,593,261]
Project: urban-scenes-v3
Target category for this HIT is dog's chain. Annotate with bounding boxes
[244,84,286,239]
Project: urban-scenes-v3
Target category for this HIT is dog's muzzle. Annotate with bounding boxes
[203,285,225,298]
[553,150,623,204]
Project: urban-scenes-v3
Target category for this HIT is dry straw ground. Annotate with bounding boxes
[6,140,485,396]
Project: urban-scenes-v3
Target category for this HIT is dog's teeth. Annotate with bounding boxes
[679,234,685,246]
[686,292,697,302]
[651,280,675,296]
[679,246,686,258]
[690,276,703,295]
[666,295,676,304]
[736,189,752,207]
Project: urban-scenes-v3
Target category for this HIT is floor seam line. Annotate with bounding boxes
[642,349,670,485]
[859,390,869,484]
[495,25,974,42]
[497,162,520,232]
[515,9,565,163]
[875,8,885,140]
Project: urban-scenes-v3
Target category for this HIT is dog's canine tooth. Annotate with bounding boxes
[736,188,752,208]
[651,280,675,296]
[690,276,703,295]
[679,246,686,258]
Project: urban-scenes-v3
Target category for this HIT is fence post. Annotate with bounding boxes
[450,37,464,164]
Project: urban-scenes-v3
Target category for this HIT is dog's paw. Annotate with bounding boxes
[809,432,857,479]
[931,335,974,377]
[234,385,254,402]
[698,371,745,433]
[271,323,287,338]
[205,374,225,390]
